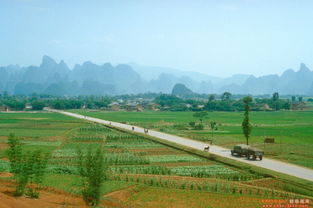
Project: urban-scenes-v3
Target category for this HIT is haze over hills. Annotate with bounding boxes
[0,56,313,96]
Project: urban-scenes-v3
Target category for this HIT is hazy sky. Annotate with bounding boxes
[1,0,313,77]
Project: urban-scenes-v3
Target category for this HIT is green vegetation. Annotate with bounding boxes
[0,92,300,112]
[7,134,49,197]
[153,92,292,111]
[242,96,253,145]
[148,155,203,163]
[170,165,238,177]
[104,152,150,165]
[0,111,312,208]
[71,109,313,169]
[77,146,107,206]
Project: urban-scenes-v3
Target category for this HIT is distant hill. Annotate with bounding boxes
[0,56,312,95]
[237,63,313,95]
[171,83,193,96]
[129,63,222,83]
[0,56,142,95]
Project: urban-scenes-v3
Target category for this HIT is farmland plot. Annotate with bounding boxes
[0,112,312,208]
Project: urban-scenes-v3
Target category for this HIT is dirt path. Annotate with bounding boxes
[105,185,147,207]
[46,109,313,182]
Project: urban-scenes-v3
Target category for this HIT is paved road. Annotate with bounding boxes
[47,108,313,182]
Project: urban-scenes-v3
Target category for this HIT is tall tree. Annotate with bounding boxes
[298,96,303,102]
[272,92,280,110]
[210,121,218,140]
[242,96,253,145]
[208,94,215,102]
[222,92,231,101]
[7,134,48,197]
[272,92,279,101]
[77,146,107,206]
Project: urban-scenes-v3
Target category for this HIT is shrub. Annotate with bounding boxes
[77,146,107,206]
[194,123,204,130]
[189,121,196,128]
[7,134,49,197]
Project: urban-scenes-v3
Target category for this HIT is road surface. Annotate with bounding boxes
[46,108,313,182]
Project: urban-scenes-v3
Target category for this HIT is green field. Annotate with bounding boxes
[70,109,313,169]
[0,111,312,207]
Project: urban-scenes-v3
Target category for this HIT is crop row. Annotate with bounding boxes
[104,152,150,165]
[61,143,101,150]
[48,157,78,165]
[79,125,111,132]
[110,166,171,175]
[20,141,62,146]
[147,155,204,163]
[106,144,164,149]
[46,164,78,174]
[109,165,259,181]
[71,136,104,142]
[171,165,237,176]
[106,135,144,141]
[53,149,77,157]
[112,175,298,198]
[106,139,155,145]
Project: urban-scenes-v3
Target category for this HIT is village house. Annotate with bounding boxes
[0,105,9,112]
[291,102,306,110]
[108,102,120,111]
[126,103,144,112]
[197,104,205,109]
[186,104,192,109]
[25,103,33,110]
[147,103,160,111]
[254,103,272,111]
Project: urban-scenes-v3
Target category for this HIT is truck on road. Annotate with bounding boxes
[231,144,264,160]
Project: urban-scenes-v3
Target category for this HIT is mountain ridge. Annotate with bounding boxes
[0,56,312,96]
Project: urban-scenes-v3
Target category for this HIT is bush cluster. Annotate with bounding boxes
[7,134,49,197]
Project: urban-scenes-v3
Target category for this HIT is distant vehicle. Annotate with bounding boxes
[231,144,264,160]
[203,146,210,152]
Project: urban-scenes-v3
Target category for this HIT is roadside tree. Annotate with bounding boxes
[241,96,253,145]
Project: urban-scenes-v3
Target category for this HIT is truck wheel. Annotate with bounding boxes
[231,150,234,156]
[259,156,263,161]
[253,155,257,160]
[246,154,250,159]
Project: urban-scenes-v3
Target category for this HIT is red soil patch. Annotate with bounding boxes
[0,143,9,150]
[0,158,9,162]
[0,172,13,178]
[0,180,122,208]
[0,136,8,141]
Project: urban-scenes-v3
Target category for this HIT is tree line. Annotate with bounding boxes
[0,91,306,111]
[155,92,295,111]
